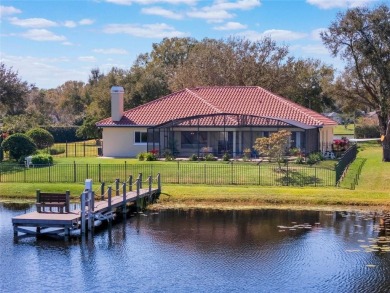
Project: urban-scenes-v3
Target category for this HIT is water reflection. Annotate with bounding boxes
[1,204,390,292]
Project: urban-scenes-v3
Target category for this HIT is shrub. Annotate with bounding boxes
[222,152,231,161]
[1,133,37,161]
[289,148,301,156]
[306,153,322,165]
[26,128,55,149]
[145,152,157,161]
[163,150,175,161]
[44,126,82,143]
[355,125,380,138]
[295,156,305,164]
[137,152,145,161]
[49,147,65,155]
[31,154,53,165]
[189,154,198,161]
[205,154,216,161]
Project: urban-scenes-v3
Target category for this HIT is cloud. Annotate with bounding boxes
[103,23,187,38]
[300,44,329,55]
[311,28,327,40]
[214,21,247,31]
[93,48,129,55]
[64,20,77,28]
[0,54,84,89]
[0,5,21,17]
[212,0,261,11]
[21,29,66,41]
[187,8,234,23]
[9,17,57,28]
[79,18,94,25]
[306,0,378,9]
[141,6,183,19]
[78,56,97,62]
[240,29,307,41]
[105,0,197,5]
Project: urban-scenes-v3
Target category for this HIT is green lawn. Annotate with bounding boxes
[1,143,389,211]
[334,124,355,135]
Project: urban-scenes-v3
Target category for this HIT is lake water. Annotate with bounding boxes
[1,204,390,293]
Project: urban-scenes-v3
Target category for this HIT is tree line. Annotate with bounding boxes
[1,5,389,160]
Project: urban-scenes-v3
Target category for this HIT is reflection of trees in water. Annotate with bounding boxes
[138,209,322,250]
[1,202,32,211]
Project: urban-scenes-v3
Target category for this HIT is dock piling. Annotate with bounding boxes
[115,179,120,196]
[128,175,133,192]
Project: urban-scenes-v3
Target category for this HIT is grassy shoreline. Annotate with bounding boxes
[0,143,389,212]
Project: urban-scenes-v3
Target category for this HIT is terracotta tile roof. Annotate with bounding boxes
[96,86,337,127]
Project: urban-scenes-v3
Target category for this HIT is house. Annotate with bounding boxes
[96,86,337,158]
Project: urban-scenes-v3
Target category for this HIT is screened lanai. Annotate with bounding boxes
[146,113,320,158]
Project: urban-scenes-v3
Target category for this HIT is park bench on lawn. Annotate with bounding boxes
[36,190,70,213]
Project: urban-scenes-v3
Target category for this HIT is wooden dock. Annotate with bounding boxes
[12,173,161,239]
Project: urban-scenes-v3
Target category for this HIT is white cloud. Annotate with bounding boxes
[311,28,327,40]
[300,44,329,55]
[78,56,97,62]
[0,5,21,17]
[214,21,247,31]
[9,17,57,28]
[0,54,84,89]
[187,8,234,23]
[62,41,74,46]
[105,0,197,5]
[64,20,77,28]
[141,6,183,19]
[103,23,187,38]
[240,29,307,41]
[93,48,129,55]
[79,18,94,25]
[21,29,66,41]
[306,0,378,9]
[212,0,261,11]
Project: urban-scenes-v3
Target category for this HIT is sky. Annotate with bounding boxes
[0,0,383,89]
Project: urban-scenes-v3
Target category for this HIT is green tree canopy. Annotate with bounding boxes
[321,4,390,161]
[1,133,37,161]
[26,128,54,149]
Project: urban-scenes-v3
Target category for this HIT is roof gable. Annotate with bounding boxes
[96,86,337,127]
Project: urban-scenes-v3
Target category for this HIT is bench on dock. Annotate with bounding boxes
[36,190,70,213]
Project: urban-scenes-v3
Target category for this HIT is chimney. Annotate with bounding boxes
[111,86,124,122]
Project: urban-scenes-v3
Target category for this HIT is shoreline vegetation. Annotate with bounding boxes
[0,143,389,212]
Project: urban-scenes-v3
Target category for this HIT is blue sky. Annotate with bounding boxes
[0,0,382,89]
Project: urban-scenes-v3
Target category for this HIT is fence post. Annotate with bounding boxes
[286,160,289,186]
[231,162,233,185]
[123,182,127,214]
[73,161,76,183]
[86,163,89,179]
[177,161,179,184]
[101,182,105,200]
[129,175,133,192]
[74,142,77,157]
[139,173,143,189]
[115,178,119,196]
[108,186,112,211]
[157,173,161,193]
[148,175,152,200]
[66,141,68,158]
[83,141,86,157]
[125,161,127,179]
[99,163,101,183]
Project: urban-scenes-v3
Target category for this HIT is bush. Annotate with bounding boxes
[163,150,175,161]
[49,147,65,155]
[306,152,322,165]
[189,154,198,161]
[26,128,54,149]
[355,125,380,138]
[31,154,53,165]
[137,152,145,161]
[44,126,82,143]
[205,154,216,161]
[145,152,157,161]
[295,156,305,164]
[1,133,37,161]
[222,152,231,161]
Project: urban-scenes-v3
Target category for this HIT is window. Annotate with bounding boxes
[181,131,207,148]
[135,131,147,144]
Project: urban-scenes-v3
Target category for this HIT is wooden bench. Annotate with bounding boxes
[36,190,70,213]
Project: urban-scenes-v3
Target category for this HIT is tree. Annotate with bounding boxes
[26,128,54,149]
[1,133,37,161]
[321,5,390,161]
[76,116,101,140]
[0,63,32,116]
[253,130,292,170]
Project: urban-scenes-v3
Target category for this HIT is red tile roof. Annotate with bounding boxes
[96,86,337,127]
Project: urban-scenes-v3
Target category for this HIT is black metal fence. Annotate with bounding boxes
[335,144,358,184]
[0,161,336,187]
[48,141,100,157]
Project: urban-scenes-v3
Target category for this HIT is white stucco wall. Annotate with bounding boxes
[319,126,335,152]
[102,127,148,157]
